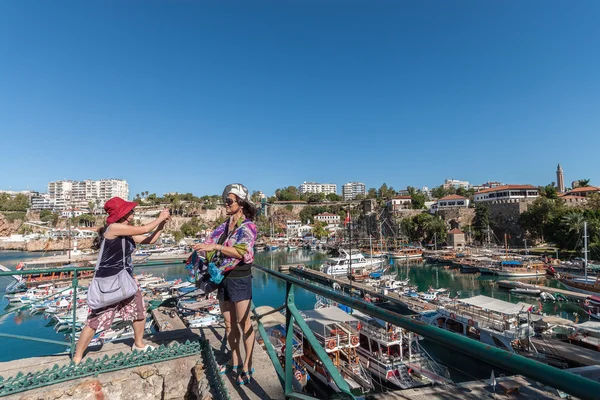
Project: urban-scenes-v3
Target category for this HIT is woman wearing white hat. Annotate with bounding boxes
[193,183,258,385]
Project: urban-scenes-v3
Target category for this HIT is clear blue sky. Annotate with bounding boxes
[1,1,599,198]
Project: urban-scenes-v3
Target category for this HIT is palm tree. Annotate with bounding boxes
[578,179,591,188]
[561,212,585,235]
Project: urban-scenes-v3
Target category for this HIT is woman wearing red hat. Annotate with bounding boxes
[72,197,170,364]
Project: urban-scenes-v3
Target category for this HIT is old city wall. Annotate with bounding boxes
[437,208,476,228]
[487,199,534,244]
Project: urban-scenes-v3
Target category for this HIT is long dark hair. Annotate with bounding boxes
[93,225,107,250]
[238,197,257,221]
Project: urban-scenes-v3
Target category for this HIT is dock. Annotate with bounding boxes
[151,307,187,332]
[531,337,600,367]
[289,266,435,313]
[367,374,563,399]
[497,280,588,301]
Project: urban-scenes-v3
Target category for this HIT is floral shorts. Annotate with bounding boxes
[85,289,145,331]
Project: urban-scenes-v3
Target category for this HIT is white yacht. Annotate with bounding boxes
[320,249,383,276]
[420,295,536,354]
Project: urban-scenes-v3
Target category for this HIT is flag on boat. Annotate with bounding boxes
[344,210,351,227]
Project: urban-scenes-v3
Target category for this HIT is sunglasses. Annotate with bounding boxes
[224,198,237,206]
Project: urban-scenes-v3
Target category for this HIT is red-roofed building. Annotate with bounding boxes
[314,213,341,225]
[436,194,470,210]
[448,228,466,248]
[564,186,600,197]
[474,185,539,203]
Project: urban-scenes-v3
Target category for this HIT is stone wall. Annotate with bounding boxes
[437,208,475,229]
[487,199,534,245]
[7,356,210,400]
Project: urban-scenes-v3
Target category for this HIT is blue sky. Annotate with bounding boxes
[1,1,599,197]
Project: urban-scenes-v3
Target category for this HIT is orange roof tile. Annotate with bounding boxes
[449,228,464,234]
[440,194,467,201]
[475,185,537,194]
[392,195,412,200]
[568,186,600,193]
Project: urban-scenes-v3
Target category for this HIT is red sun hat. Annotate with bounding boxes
[104,197,138,224]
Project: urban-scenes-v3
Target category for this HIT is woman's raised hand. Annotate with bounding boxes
[159,208,171,221]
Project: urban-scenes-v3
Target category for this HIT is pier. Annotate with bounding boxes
[531,337,600,367]
[496,280,588,301]
[289,265,435,313]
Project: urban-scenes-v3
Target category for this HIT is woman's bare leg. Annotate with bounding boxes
[235,299,254,373]
[72,326,96,364]
[132,318,147,348]
[220,299,241,367]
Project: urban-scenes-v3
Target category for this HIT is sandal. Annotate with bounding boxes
[219,363,242,375]
[237,368,254,385]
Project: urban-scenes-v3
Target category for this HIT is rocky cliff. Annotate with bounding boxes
[0,237,95,252]
[0,214,22,237]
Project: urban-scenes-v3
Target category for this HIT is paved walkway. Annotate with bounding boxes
[192,305,285,400]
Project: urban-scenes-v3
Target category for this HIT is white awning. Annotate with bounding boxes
[577,321,600,333]
[458,295,531,315]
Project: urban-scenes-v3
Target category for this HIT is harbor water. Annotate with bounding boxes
[0,249,585,383]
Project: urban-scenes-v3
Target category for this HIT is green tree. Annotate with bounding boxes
[473,202,491,242]
[366,188,378,199]
[540,185,558,200]
[326,193,342,202]
[307,193,325,203]
[312,221,329,239]
[578,179,591,188]
[274,186,302,201]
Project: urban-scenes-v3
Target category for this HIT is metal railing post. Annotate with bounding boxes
[284,282,295,397]
[70,268,78,357]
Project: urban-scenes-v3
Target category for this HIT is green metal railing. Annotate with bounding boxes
[251,264,600,400]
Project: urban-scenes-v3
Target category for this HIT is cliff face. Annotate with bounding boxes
[0,214,22,237]
[0,237,95,252]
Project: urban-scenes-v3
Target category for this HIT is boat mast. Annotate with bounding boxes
[584,221,588,282]
[434,232,437,252]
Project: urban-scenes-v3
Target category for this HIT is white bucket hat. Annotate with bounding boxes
[222,183,253,205]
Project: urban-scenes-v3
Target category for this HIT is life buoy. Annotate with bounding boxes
[468,319,475,326]
[327,340,336,350]
[351,336,359,346]
[357,322,362,331]
[294,370,303,382]
[392,333,398,340]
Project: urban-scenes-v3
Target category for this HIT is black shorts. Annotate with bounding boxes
[217,275,252,303]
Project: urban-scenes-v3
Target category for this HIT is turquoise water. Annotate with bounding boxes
[0,250,586,382]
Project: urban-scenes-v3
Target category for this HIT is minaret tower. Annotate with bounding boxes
[557,164,565,193]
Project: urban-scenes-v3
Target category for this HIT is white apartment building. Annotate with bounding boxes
[443,179,471,190]
[299,182,337,195]
[286,220,302,237]
[46,179,129,210]
[431,195,470,213]
[342,182,366,201]
[314,213,341,224]
[31,193,53,210]
[473,185,539,203]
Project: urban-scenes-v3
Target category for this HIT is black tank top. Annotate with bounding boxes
[95,236,136,278]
